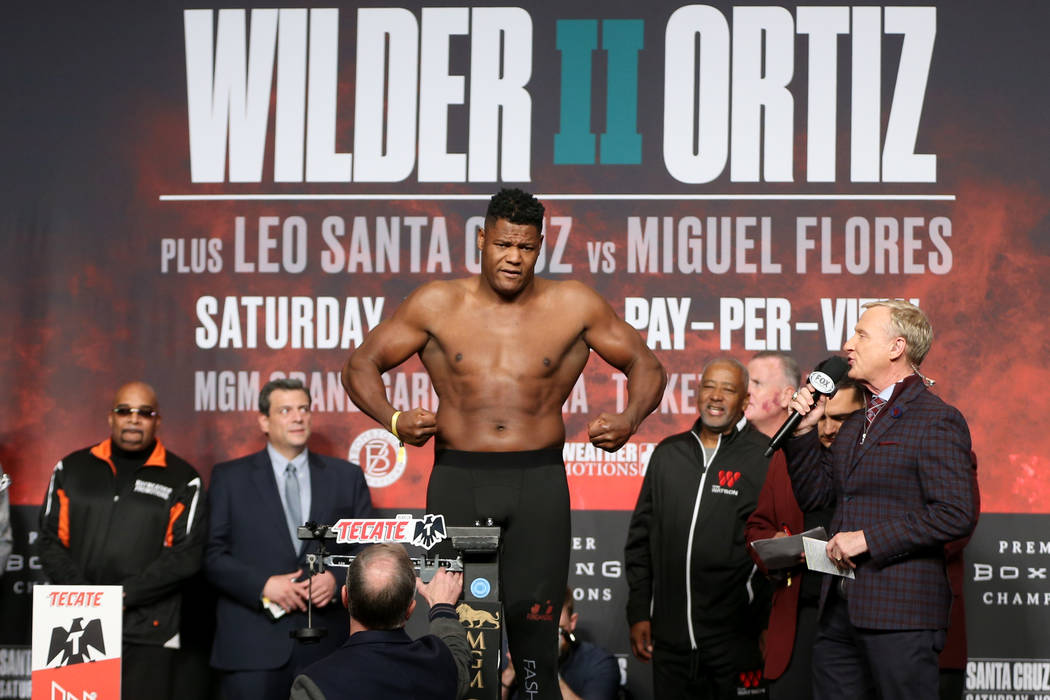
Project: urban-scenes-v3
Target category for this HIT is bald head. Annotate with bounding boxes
[346,544,417,630]
[108,381,160,451]
[113,381,158,408]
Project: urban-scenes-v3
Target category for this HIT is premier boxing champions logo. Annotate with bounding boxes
[51,681,99,700]
[349,428,407,488]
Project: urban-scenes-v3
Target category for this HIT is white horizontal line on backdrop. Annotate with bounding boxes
[158,193,956,202]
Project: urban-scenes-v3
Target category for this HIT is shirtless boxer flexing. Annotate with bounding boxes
[343,188,666,700]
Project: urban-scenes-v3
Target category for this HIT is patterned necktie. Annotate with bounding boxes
[865,395,887,430]
[284,464,302,545]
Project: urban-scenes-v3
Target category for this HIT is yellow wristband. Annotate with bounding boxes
[390,411,402,440]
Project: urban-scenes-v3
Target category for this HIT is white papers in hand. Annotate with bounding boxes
[802,536,856,579]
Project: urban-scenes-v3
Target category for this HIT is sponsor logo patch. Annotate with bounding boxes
[457,603,500,629]
[349,428,407,488]
[719,470,741,487]
[48,618,106,667]
[526,600,555,622]
[738,668,763,688]
[522,658,539,699]
[711,470,742,496]
[332,513,448,550]
[132,479,172,500]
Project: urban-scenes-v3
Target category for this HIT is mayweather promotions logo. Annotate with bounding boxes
[349,428,406,488]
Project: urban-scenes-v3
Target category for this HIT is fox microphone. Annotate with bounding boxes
[763,356,850,457]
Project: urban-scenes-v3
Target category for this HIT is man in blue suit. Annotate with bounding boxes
[786,300,979,700]
[206,378,375,700]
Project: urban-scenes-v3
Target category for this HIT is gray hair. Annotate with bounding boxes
[701,356,749,388]
[750,351,800,388]
[863,300,933,366]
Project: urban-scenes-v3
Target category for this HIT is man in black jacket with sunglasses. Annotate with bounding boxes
[39,381,206,700]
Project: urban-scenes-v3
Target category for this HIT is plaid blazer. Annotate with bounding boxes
[783,376,979,630]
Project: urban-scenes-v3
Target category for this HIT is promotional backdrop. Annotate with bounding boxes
[2,2,1049,699]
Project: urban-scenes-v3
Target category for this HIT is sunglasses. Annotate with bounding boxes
[112,406,158,419]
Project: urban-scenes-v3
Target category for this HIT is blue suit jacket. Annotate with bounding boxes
[206,448,374,670]
[784,376,979,631]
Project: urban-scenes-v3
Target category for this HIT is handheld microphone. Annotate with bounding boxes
[763,356,850,457]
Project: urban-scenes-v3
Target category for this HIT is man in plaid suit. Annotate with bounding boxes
[784,299,979,700]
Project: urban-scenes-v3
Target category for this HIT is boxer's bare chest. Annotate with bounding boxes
[421,293,587,384]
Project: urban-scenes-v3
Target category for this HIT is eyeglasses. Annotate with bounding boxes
[112,406,158,419]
